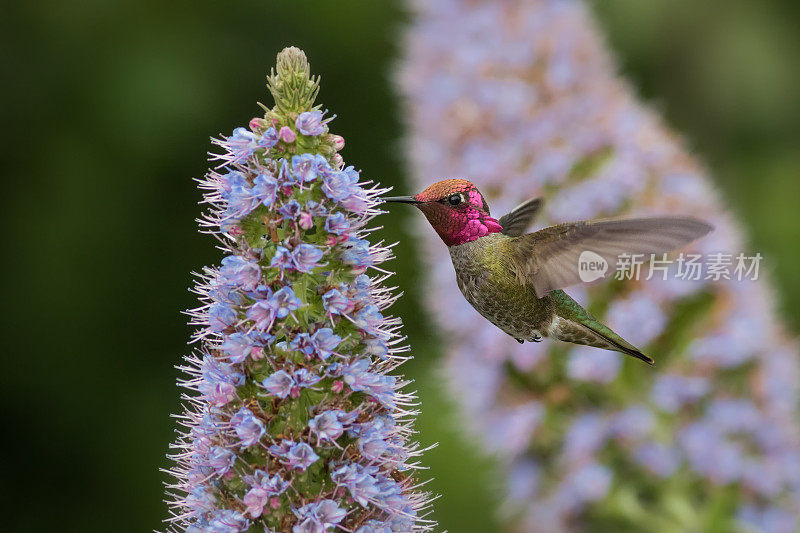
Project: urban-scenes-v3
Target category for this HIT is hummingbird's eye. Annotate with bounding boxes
[447,194,462,206]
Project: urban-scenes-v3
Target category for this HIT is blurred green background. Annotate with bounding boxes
[2,0,798,531]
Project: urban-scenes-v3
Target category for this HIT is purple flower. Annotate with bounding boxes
[354,305,383,336]
[279,199,303,219]
[292,244,324,272]
[243,486,268,518]
[324,212,350,235]
[652,374,710,412]
[220,255,261,291]
[560,463,612,507]
[341,359,396,407]
[294,499,347,532]
[220,332,260,364]
[331,463,381,506]
[231,407,266,448]
[269,245,294,270]
[295,110,327,136]
[305,200,327,217]
[634,442,680,478]
[293,368,322,388]
[563,414,608,462]
[262,370,295,399]
[170,47,431,533]
[270,439,320,471]
[566,346,621,384]
[311,328,341,360]
[208,509,250,533]
[208,302,237,333]
[207,446,236,476]
[252,173,278,206]
[225,127,260,163]
[363,338,389,359]
[185,486,216,515]
[322,289,350,315]
[290,333,315,357]
[291,153,325,183]
[309,410,347,442]
[258,127,279,149]
[298,211,314,230]
[322,170,355,202]
[341,238,372,267]
[246,301,275,332]
[269,286,302,318]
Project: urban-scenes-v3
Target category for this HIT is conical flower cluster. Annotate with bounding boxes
[165,47,434,533]
[399,1,800,531]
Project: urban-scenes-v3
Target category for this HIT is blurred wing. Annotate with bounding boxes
[512,217,713,296]
[498,197,544,237]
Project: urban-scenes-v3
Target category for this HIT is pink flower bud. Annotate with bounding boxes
[298,211,314,230]
[279,126,297,143]
[329,135,345,151]
[249,117,267,131]
[332,380,344,393]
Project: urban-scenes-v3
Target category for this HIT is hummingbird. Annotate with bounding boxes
[383,178,713,365]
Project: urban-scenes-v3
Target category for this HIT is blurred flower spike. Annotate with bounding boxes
[400,1,800,532]
[165,47,434,533]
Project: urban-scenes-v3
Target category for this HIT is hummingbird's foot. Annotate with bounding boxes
[514,337,524,344]
[532,335,542,342]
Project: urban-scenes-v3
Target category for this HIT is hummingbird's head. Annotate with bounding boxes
[383,178,503,246]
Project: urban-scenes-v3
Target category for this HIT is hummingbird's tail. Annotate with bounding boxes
[548,290,655,365]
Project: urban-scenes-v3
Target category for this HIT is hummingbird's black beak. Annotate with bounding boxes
[382,196,422,205]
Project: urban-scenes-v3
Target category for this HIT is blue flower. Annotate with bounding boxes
[269,245,294,270]
[208,509,250,533]
[293,368,321,388]
[294,500,347,533]
[309,410,347,442]
[246,301,275,332]
[324,212,350,235]
[291,153,326,183]
[354,305,383,336]
[231,407,266,448]
[363,338,389,359]
[322,288,350,315]
[295,110,327,136]
[311,328,341,360]
[220,332,259,363]
[634,442,680,478]
[322,170,355,202]
[220,255,261,291]
[262,370,294,399]
[289,333,315,357]
[226,127,260,164]
[252,173,278,206]
[171,47,430,533]
[342,237,372,267]
[209,303,237,332]
[258,127,279,149]
[304,200,327,217]
[292,244,324,272]
[271,441,319,471]
[207,446,236,476]
[279,199,303,219]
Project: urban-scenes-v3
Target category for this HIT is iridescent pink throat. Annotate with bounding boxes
[418,202,503,247]
[445,209,503,246]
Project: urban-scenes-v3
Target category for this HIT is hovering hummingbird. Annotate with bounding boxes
[384,179,713,365]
